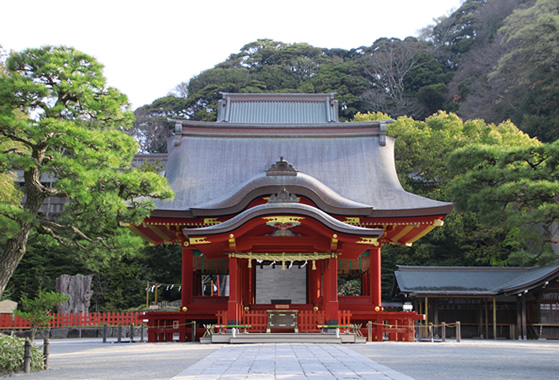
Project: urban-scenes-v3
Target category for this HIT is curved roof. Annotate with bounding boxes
[154,123,451,218]
[183,203,384,237]
[189,171,373,217]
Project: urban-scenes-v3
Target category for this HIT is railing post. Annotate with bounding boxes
[24,339,31,373]
[43,338,50,370]
[441,322,446,342]
[456,321,461,342]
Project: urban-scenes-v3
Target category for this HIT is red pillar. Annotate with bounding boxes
[370,246,382,308]
[241,259,251,306]
[325,257,339,325]
[308,265,320,305]
[181,243,193,308]
[370,246,383,341]
[227,256,241,325]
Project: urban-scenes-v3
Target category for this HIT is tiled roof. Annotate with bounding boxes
[155,93,452,218]
[217,93,338,123]
[394,265,559,296]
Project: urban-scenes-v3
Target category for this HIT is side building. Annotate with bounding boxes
[394,265,559,340]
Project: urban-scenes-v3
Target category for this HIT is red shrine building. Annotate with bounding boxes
[132,93,452,342]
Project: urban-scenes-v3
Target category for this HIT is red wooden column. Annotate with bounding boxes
[181,243,193,308]
[369,246,383,340]
[227,255,241,325]
[370,246,382,308]
[240,259,252,307]
[308,264,321,305]
[324,257,339,325]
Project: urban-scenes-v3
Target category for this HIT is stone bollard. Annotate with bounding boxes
[103,324,108,343]
[442,322,446,342]
[129,324,134,343]
[367,321,372,342]
[456,321,461,342]
[117,324,122,343]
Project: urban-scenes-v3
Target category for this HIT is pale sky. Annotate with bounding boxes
[1,0,463,109]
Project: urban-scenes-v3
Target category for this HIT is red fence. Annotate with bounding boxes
[216,309,351,333]
[0,312,141,330]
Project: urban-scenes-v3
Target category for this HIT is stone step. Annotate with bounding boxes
[211,332,348,344]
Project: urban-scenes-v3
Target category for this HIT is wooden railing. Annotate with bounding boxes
[242,310,267,332]
[217,309,352,333]
[0,312,141,330]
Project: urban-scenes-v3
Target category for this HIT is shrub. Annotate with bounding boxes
[0,334,43,375]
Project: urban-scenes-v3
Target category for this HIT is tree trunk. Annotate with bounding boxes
[56,274,93,314]
[0,166,47,298]
[0,225,33,297]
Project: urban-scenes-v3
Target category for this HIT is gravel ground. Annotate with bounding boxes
[5,339,222,380]
[4,338,558,379]
[348,340,559,380]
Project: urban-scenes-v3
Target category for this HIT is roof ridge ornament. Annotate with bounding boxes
[266,157,298,176]
[268,187,300,204]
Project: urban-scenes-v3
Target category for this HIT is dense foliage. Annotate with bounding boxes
[6,0,559,309]
[0,46,173,298]
[354,111,549,297]
[131,0,558,152]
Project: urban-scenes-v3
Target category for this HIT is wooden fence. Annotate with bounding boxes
[0,312,141,330]
[216,309,352,333]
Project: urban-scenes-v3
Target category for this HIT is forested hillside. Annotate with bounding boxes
[132,0,557,152]
[7,0,559,308]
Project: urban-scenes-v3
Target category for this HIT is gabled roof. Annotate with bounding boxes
[394,265,559,296]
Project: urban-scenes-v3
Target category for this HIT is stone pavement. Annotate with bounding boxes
[172,344,412,380]
[11,338,559,379]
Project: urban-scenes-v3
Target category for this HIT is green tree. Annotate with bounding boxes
[15,289,69,340]
[489,0,559,142]
[352,111,541,296]
[0,46,173,297]
[428,0,488,70]
[353,111,539,199]
[0,46,23,242]
[131,95,189,153]
[448,141,559,265]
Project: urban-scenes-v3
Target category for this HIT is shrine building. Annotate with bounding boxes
[132,93,453,343]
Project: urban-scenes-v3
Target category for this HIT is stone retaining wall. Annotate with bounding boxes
[1,326,147,340]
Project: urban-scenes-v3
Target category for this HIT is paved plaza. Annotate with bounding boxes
[172,344,410,379]
[9,338,559,379]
